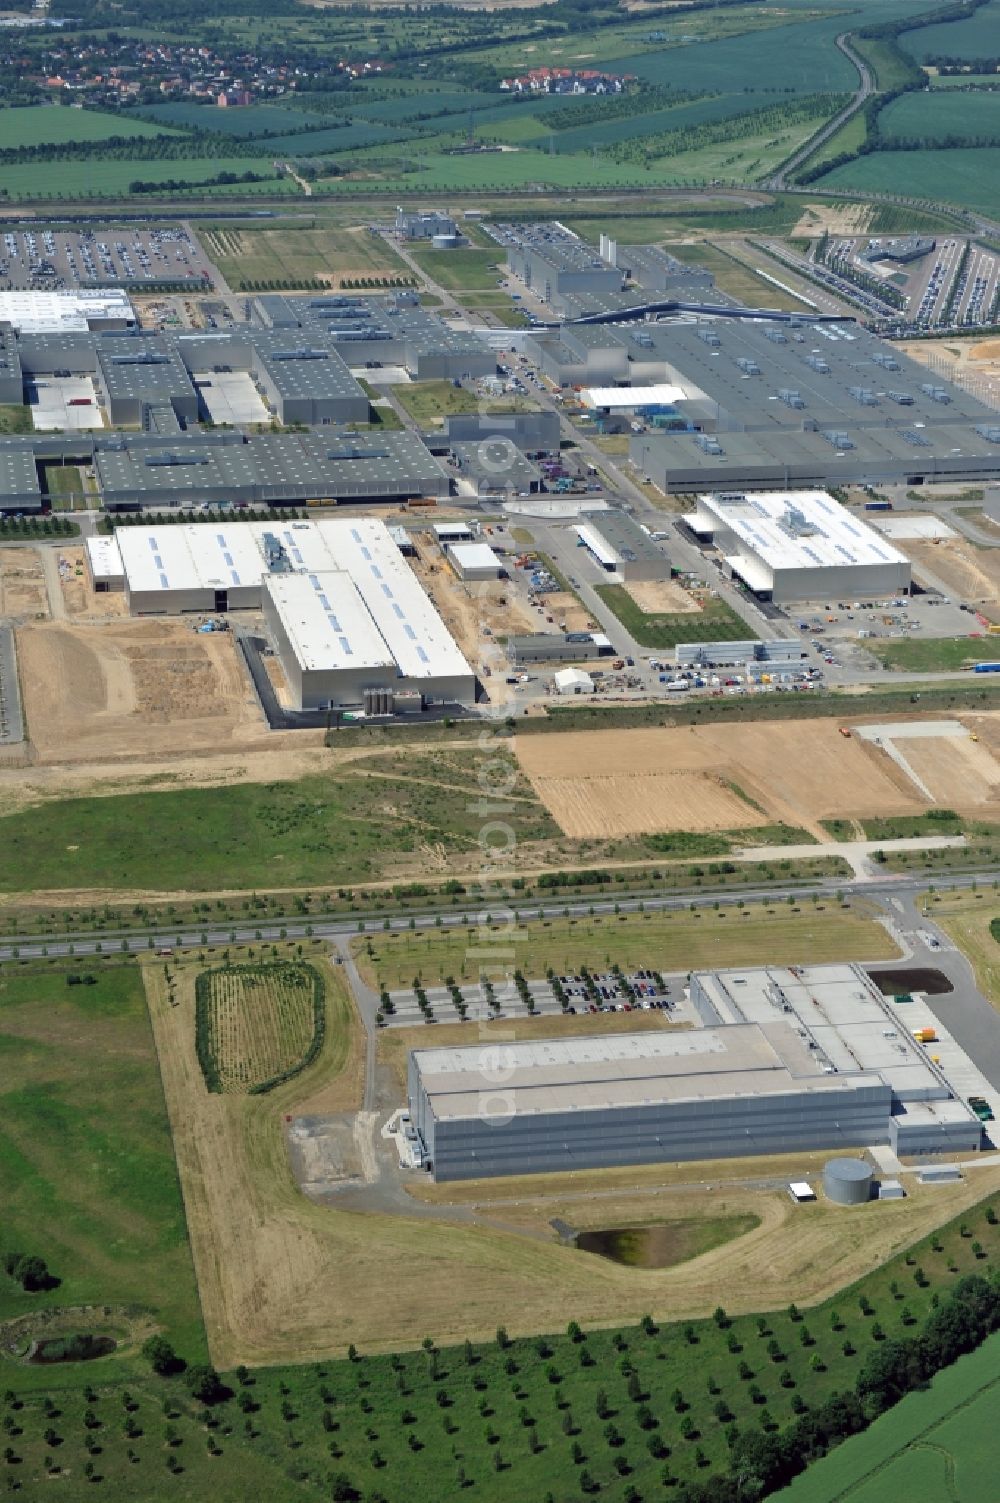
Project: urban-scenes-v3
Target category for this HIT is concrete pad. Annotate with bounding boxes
[28,375,103,430]
[193,369,269,426]
[855,719,967,741]
[869,514,956,540]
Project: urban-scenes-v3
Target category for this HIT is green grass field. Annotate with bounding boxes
[0,751,558,894]
[818,147,1000,216]
[0,104,178,147]
[666,242,811,309]
[0,155,294,201]
[906,0,1000,60]
[407,245,503,291]
[879,88,1000,140]
[594,583,754,649]
[782,1328,1000,1501]
[864,635,1000,671]
[0,959,204,1384]
[198,223,409,286]
[0,405,32,435]
[390,380,480,422]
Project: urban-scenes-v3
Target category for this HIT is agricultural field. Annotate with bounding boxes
[128,99,326,136]
[818,148,1000,217]
[878,88,1000,139]
[595,583,753,649]
[905,0,1000,60]
[195,961,324,1094]
[0,103,178,146]
[352,902,899,990]
[0,958,205,1384]
[0,156,293,201]
[782,1329,1000,1502]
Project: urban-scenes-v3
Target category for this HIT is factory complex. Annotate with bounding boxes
[408,964,985,1181]
[89,516,476,709]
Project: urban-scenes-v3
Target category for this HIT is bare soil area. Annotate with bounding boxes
[516,719,941,839]
[15,617,273,763]
[791,203,873,237]
[58,545,126,618]
[0,547,47,618]
[907,537,1000,602]
[901,733,1000,808]
[624,578,699,614]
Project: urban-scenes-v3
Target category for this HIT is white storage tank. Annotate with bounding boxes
[823,1157,874,1206]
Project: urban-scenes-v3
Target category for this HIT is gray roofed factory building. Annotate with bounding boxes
[0,448,42,513]
[575,507,671,580]
[408,962,982,1181]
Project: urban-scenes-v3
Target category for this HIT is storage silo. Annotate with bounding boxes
[823,1157,874,1206]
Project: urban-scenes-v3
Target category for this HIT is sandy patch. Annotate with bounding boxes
[900,734,1000,809]
[0,547,48,618]
[792,202,873,238]
[907,537,1000,602]
[624,578,699,614]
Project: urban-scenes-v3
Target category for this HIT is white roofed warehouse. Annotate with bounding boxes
[686,489,910,602]
[114,516,476,710]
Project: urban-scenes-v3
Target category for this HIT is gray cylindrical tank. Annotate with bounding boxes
[824,1157,874,1206]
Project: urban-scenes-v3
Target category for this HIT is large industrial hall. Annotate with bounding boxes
[408,963,983,1181]
[92,517,476,711]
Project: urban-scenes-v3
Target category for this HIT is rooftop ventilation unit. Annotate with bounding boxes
[697,329,721,347]
[261,531,291,572]
[110,352,169,366]
[920,383,951,403]
[888,390,914,405]
[735,357,760,375]
[805,355,830,373]
[695,434,724,455]
[778,388,806,409]
[144,451,209,467]
[821,430,854,450]
[848,385,879,406]
[900,429,931,447]
[872,352,900,371]
[270,348,330,362]
[976,424,1000,443]
[764,328,788,344]
[327,445,390,461]
[631,330,654,348]
[780,506,816,537]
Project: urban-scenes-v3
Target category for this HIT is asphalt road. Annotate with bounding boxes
[0,869,994,964]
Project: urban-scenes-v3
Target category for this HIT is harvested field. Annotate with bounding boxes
[532,769,765,837]
[516,720,930,840]
[0,546,47,617]
[15,617,269,763]
[147,941,1000,1366]
[624,578,699,614]
[906,537,1000,601]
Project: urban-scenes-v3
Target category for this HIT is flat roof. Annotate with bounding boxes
[412,1024,882,1121]
[448,542,500,571]
[0,288,134,334]
[582,384,686,408]
[265,570,395,673]
[583,508,666,564]
[85,534,123,581]
[696,489,908,573]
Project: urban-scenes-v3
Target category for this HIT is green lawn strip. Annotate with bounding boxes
[0,960,205,1381]
[595,583,753,649]
[864,636,1000,672]
[0,405,33,435]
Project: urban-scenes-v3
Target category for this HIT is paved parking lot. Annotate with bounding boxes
[0,224,210,290]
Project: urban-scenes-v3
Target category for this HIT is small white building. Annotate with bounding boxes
[554,666,594,695]
[447,542,502,581]
[433,521,475,546]
[85,534,125,593]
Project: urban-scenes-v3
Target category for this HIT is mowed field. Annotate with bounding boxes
[0,959,205,1382]
[354,902,900,991]
[199,223,410,286]
[514,720,943,840]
